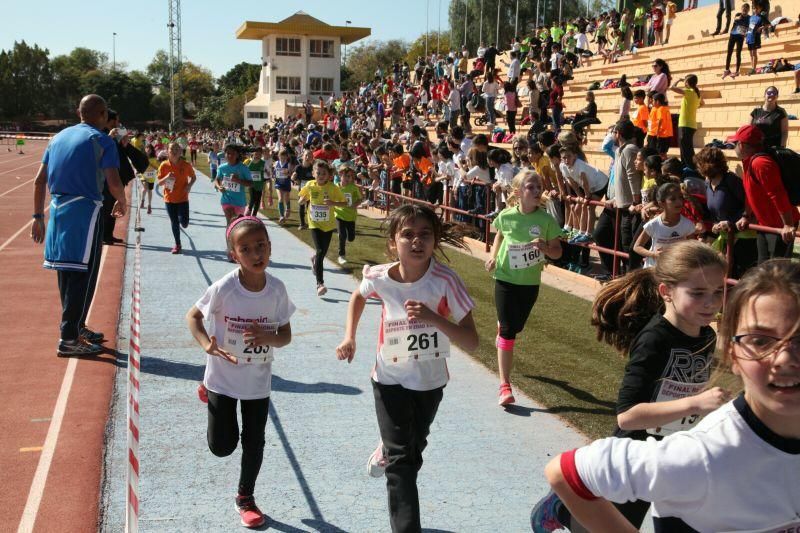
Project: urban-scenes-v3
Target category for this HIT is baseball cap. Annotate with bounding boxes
[726,124,764,145]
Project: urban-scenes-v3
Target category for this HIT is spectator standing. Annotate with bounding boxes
[750,86,789,148]
[730,125,799,262]
[671,75,703,169]
[31,94,126,356]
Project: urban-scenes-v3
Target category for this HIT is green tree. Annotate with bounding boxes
[343,39,409,90]
[404,31,452,66]
[81,69,153,123]
[218,62,261,94]
[50,48,109,119]
[178,62,215,114]
[146,49,172,91]
[2,41,53,119]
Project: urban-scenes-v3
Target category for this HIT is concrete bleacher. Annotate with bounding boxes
[467,1,800,174]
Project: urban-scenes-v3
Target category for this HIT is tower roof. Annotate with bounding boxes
[236,11,370,44]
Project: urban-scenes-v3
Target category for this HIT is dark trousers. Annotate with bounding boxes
[310,228,334,284]
[730,236,759,278]
[101,189,118,242]
[506,110,517,134]
[634,128,646,148]
[678,127,696,169]
[715,0,734,33]
[165,201,189,247]
[592,208,639,274]
[373,381,443,533]
[725,35,744,72]
[247,188,263,214]
[57,214,103,342]
[207,390,270,497]
[495,280,539,340]
[337,218,356,256]
[756,231,795,263]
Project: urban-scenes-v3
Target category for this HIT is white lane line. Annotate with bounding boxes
[0,158,39,176]
[0,178,34,199]
[0,205,50,253]
[16,247,109,533]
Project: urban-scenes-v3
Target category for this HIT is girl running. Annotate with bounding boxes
[535,257,800,533]
[532,240,728,531]
[633,182,697,268]
[186,216,295,529]
[335,204,479,533]
[298,160,347,296]
[273,149,293,224]
[334,165,361,265]
[157,142,197,254]
[245,147,266,217]
[292,150,315,230]
[215,144,252,229]
[139,145,158,215]
[485,170,563,406]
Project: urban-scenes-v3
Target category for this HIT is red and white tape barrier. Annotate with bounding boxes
[126,186,144,532]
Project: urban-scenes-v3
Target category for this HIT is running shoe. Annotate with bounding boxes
[278,216,285,225]
[317,284,328,296]
[530,491,567,532]
[572,233,593,244]
[498,382,515,406]
[367,443,388,477]
[171,245,182,254]
[57,339,103,357]
[337,256,347,265]
[235,494,266,529]
[80,327,105,344]
[147,206,152,215]
[197,383,208,404]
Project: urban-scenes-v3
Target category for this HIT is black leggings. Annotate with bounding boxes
[337,218,356,256]
[679,127,696,169]
[725,35,744,72]
[207,390,270,496]
[495,279,540,340]
[165,201,189,246]
[373,381,443,533]
[247,188,263,214]
[715,0,734,33]
[506,110,517,134]
[310,228,334,284]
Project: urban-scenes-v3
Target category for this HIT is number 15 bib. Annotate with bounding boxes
[381,319,450,364]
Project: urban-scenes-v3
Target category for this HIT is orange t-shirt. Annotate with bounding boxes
[653,105,673,138]
[414,156,434,184]
[633,103,649,133]
[158,159,196,203]
[391,153,411,180]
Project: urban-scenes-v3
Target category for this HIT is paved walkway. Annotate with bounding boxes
[100,173,587,532]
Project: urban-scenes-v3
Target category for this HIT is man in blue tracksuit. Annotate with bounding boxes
[31,94,127,357]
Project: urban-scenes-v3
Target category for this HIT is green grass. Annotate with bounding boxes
[196,160,624,439]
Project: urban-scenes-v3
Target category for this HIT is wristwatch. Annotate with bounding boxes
[32,213,44,220]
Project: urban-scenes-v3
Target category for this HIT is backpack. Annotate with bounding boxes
[756,147,800,205]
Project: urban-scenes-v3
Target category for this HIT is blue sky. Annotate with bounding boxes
[3,0,450,78]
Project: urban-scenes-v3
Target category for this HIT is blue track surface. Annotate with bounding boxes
[100,173,589,532]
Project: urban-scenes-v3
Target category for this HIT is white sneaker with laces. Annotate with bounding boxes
[337,256,347,265]
[367,443,388,477]
[316,284,327,296]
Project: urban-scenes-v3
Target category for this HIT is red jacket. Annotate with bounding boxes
[742,154,800,228]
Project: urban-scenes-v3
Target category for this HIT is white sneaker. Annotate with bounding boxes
[367,443,388,477]
[337,256,347,265]
[316,284,327,296]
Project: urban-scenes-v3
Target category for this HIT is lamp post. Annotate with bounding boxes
[112,32,117,71]
[344,20,351,65]
[496,0,501,45]
[515,0,519,37]
[463,0,468,47]
[425,0,429,57]
[479,0,484,45]
[437,0,441,54]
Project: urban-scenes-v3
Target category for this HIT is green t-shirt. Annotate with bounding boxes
[298,180,346,232]
[678,89,701,129]
[551,27,565,41]
[491,206,561,286]
[334,183,362,222]
[248,159,266,191]
[634,7,646,25]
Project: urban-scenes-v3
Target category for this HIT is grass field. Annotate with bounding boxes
[195,160,624,439]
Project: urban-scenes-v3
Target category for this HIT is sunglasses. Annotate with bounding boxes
[766,91,778,97]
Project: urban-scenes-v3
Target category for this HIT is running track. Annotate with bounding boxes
[0,140,129,532]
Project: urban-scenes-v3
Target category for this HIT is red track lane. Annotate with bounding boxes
[0,140,128,531]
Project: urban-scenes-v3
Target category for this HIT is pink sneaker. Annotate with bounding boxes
[367,442,388,477]
[197,383,208,403]
[498,382,515,406]
[171,245,182,254]
[235,494,266,528]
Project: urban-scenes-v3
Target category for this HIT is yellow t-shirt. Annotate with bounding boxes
[298,180,346,231]
[678,89,700,129]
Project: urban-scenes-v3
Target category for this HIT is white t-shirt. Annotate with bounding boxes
[559,158,609,194]
[482,81,500,97]
[642,215,696,268]
[359,260,475,391]
[571,397,800,532]
[465,165,491,184]
[576,32,590,50]
[495,163,515,188]
[550,52,563,71]
[195,269,296,400]
[507,58,521,81]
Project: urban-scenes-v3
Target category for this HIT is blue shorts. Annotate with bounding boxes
[275,178,292,191]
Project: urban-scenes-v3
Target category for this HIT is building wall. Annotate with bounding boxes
[246,33,342,129]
